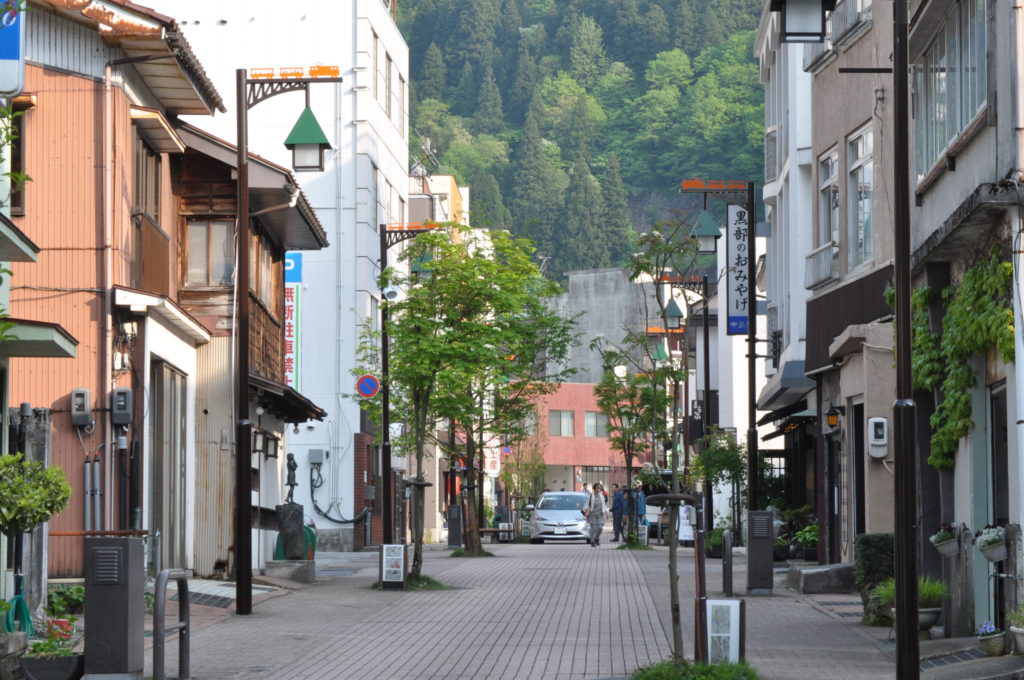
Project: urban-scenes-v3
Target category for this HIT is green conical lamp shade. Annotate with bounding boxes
[690,210,721,254]
[285,107,330,170]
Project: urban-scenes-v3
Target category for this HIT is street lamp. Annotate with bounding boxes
[234,68,341,614]
[824,405,844,429]
[691,210,721,254]
[769,0,836,42]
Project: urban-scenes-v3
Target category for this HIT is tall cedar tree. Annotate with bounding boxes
[508,95,563,258]
[551,157,607,280]
[418,42,447,102]
[473,62,505,134]
[507,33,542,125]
[452,61,476,117]
[600,155,633,266]
[447,0,500,76]
[494,0,524,91]
[469,169,512,230]
[568,14,609,89]
[562,94,594,162]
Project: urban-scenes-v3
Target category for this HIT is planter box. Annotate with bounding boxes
[20,654,84,680]
[979,633,1005,656]
[980,541,1007,563]
[931,538,958,557]
[1010,626,1024,654]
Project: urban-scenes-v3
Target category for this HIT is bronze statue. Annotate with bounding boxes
[285,452,298,503]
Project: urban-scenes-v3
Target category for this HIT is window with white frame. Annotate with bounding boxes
[186,219,234,287]
[818,149,839,250]
[549,410,574,437]
[913,0,986,179]
[585,412,607,438]
[847,126,873,267]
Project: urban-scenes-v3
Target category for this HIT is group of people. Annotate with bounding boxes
[580,481,647,547]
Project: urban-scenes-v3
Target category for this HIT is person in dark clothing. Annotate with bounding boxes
[610,483,626,542]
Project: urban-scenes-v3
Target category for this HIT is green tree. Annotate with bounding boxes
[568,14,608,89]
[473,63,505,134]
[451,61,477,117]
[418,42,447,102]
[447,0,500,75]
[498,424,548,507]
[600,154,634,265]
[508,95,567,257]
[469,169,512,230]
[645,49,693,90]
[550,157,606,279]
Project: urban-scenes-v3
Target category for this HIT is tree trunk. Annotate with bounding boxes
[463,430,482,555]
[668,377,685,661]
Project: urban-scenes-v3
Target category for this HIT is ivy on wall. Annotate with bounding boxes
[909,248,1014,469]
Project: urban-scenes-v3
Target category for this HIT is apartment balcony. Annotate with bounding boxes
[803,0,872,71]
[765,128,778,184]
[804,241,839,289]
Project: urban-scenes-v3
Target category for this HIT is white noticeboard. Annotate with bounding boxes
[678,505,695,542]
[382,544,405,583]
[707,599,744,663]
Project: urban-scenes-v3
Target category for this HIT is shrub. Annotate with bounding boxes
[47,584,85,616]
[855,533,894,625]
[630,660,760,679]
[1008,604,1024,630]
[706,528,726,549]
[871,576,947,609]
[794,525,818,547]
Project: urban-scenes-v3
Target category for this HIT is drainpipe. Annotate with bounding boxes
[102,61,114,532]
[1013,1,1024,534]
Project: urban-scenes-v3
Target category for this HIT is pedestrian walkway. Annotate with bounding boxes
[142,538,1024,679]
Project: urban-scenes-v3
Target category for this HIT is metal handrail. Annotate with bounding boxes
[153,568,190,680]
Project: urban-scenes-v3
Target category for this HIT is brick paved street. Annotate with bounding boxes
[148,536,904,679]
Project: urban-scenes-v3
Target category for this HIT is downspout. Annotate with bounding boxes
[101,62,114,531]
[1012,2,1024,534]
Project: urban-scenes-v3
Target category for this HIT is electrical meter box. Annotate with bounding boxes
[111,387,133,426]
[71,387,92,428]
[84,537,144,678]
[746,511,775,594]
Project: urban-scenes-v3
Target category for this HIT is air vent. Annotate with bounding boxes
[92,547,123,585]
[752,513,771,538]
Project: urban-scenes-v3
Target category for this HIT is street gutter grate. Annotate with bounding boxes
[171,592,233,609]
[919,647,986,669]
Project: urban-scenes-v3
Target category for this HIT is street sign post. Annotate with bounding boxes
[356,374,381,399]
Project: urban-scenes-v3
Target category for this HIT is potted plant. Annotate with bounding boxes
[795,524,818,561]
[978,620,1005,656]
[872,576,948,636]
[928,523,959,557]
[773,535,790,561]
[20,631,84,680]
[705,527,726,558]
[45,585,85,641]
[1007,604,1024,654]
[974,525,1007,563]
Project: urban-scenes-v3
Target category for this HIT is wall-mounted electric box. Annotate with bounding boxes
[71,387,93,428]
[867,417,888,459]
[111,387,133,426]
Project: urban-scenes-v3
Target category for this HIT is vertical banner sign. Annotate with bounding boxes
[726,204,750,335]
[284,253,302,389]
[0,5,24,97]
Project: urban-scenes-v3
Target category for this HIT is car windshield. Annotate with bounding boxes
[537,494,584,511]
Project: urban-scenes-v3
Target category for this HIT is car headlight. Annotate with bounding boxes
[534,514,547,522]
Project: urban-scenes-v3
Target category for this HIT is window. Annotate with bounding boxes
[9,108,24,215]
[818,151,839,248]
[585,412,608,438]
[186,219,234,287]
[386,54,393,119]
[249,228,282,312]
[549,410,574,437]
[913,0,986,179]
[133,128,161,224]
[372,31,379,100]
[847,127,873,267]
[523,410,537,435]
[399,74,406,135]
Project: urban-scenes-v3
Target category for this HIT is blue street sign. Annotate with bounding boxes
[0,7,25,96]
[501,445,512,455]
[284,252,302,283]
[356,374,380,399]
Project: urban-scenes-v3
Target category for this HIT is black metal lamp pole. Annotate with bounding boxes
[234,69,342,614]
[379,227,394,545]
[745,182,759,513]
[702,274,713,532]
[892,0,920,675]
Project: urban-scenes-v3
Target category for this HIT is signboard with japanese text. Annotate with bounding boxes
[284,253,301,389]
[725,204,750,335]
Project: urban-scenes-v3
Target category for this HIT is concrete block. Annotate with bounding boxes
[265,560,317,584]
[786,562,855,594]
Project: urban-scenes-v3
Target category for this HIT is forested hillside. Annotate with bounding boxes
[399,0,764,280]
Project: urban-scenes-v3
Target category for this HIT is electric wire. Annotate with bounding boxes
[309,463,369,524]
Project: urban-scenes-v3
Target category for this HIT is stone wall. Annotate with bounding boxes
[0,632,26,680]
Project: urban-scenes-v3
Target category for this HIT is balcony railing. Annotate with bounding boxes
[832,0,871,44]
[804,241,839,289]
[765,128,778,183]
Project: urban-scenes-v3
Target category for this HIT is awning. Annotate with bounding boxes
[249,373,327,423]
[114,287,210,346]
[757,359,814,410]
[0,318,77,358]
[131,107,185,153]
[762,408,816,441]
[757,398,809,426]
[0,212,40,262]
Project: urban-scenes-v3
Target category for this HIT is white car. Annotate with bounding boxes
[526,492,589,543]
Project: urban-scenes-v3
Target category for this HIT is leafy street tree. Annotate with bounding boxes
[364,226,576,572]
[498,424,548,507]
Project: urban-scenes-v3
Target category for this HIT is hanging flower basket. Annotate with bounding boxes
[979,633,1005,656]
[980,541,1007,563]
[931,538,959,557]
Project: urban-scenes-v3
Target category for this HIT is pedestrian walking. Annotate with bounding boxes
[583,482,607,546]
[610,483,626,542]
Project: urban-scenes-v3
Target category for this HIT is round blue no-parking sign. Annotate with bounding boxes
[356,374,380,399]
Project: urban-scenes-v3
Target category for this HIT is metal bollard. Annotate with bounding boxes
[153,568,191,680]
[723,530,733,597]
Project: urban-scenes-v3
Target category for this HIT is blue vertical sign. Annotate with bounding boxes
[725,204,750,335]
[284,252,302,283]
[284,253,302,389]
[0,6,25,97]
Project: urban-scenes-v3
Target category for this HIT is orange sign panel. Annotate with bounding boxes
[680,179,748,191]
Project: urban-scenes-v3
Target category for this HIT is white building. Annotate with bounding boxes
[147,0,410,550]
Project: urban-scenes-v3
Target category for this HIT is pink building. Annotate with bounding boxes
[538,383,649,492]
